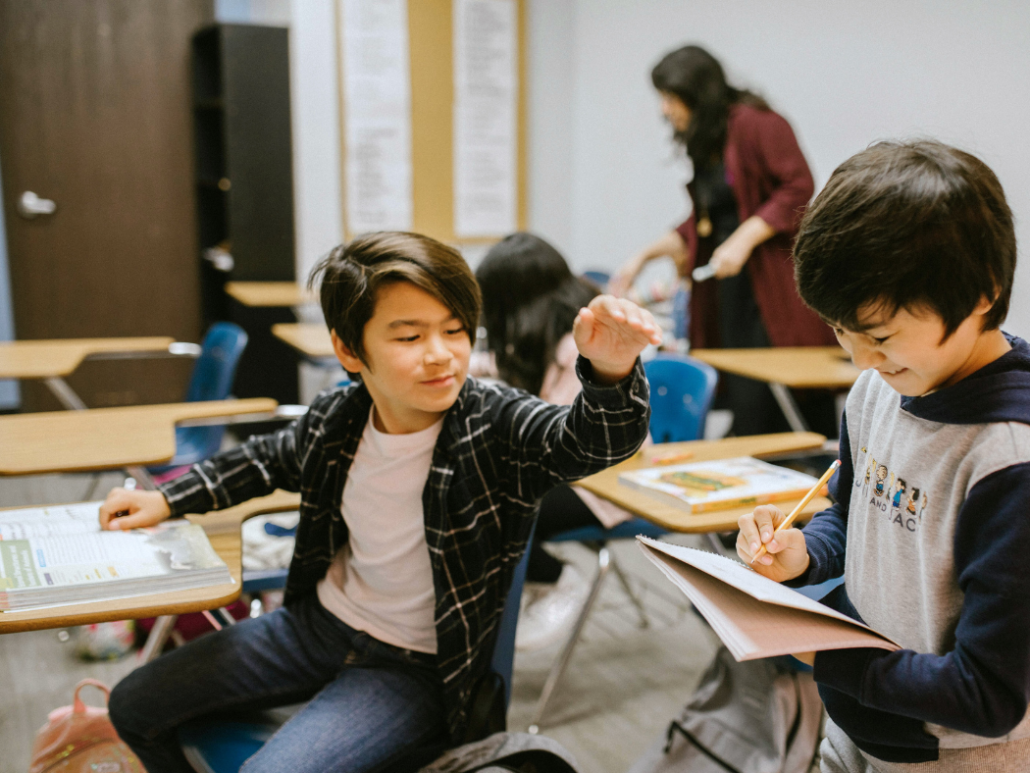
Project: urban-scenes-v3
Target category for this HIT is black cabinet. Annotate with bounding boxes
[191,24,299,408]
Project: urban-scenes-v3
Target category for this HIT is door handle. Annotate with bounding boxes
[17,191,57,219]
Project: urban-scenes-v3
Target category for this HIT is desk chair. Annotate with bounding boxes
[178,526,537,773]
[645,354,719,443]
[148,323,249,480]
[527,354,719,732]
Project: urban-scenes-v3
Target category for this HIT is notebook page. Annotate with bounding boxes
[0,502,102,540]
[639,542,900,661]
[638,536,890,630]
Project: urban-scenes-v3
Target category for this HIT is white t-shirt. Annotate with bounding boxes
[316,408,442,653]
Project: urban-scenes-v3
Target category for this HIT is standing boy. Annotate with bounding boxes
[737,141,1030,771]
[101,232,659,773]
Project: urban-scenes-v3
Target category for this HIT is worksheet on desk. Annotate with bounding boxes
[637,537,900,661]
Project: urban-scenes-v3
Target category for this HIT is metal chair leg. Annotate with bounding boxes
[610,555,649,628]
[140,614,178,663]
[528,546,611,733]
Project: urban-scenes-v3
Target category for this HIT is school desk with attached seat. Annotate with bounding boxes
[526,431,833,731]
[0,336,201,411]
[0,490,300,641]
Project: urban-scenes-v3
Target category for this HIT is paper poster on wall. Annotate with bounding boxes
[339,0,413,233]
[453,0,518,237]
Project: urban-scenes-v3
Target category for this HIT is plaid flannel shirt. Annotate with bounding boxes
[160,356,650,738]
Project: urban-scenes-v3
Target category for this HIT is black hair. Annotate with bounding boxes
[794,140,1016,337]
[475,232,599,396]
[308,231,481,367]
[651,44,768,172]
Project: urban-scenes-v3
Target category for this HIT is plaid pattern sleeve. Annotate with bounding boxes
[159,391,337,517]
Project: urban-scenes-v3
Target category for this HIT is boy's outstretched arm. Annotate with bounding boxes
[572,295,663,382]
[98,396,324,530]
[488,296,657,501]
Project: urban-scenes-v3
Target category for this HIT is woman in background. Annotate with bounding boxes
[475,232,636,651]
[612,45,836,437]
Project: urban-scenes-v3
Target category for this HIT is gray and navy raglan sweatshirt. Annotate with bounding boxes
[798,334,1030,765]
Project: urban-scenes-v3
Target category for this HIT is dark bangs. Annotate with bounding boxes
[794,140,1015,337]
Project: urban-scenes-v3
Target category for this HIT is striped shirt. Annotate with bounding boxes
[160,356,650,738]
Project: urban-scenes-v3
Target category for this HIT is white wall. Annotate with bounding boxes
[287,0,344,285]
[538,0,1030,336]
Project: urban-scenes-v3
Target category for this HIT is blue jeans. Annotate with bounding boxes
[109,594,447,773]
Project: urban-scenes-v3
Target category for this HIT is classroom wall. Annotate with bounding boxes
[538,0,1030,337]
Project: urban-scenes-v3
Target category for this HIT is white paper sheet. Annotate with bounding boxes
[453,0,518,237]
[339,0,413,233]
[637,537,900,661]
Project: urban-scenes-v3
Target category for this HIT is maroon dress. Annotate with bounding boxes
[675,103,836,351]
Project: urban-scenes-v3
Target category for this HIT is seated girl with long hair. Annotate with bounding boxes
[475,232,640,651]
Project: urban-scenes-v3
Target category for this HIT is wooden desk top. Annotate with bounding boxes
[0,337,176,379]
[272,323,334,359]
[690,347,860,389]
[0,490,301,634]
[575,432,832,533]
[225,281,315,308]
[0,398,278,476]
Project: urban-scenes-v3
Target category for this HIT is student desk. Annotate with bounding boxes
[0,489,300,636]
[690,347,861,433]
[574,431,833,532]
[272,323,334,362]
[224,281,315,308]
[0,398,278,476]
[0,337,194,411]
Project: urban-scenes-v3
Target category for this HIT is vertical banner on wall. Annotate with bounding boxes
[339,0,413,233]
[453,0,518,237]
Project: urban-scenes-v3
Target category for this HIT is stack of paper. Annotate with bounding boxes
[0,503,232,611]
[637,537,898,661]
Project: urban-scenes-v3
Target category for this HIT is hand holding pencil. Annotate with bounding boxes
[735,459,840,583]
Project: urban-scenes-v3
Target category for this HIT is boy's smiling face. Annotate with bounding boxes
[831,298,1011,397]
[332,281,471,434]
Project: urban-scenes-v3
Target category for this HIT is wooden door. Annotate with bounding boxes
[0,0,213,411]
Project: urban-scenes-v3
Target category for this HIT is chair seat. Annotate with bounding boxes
[241,568,290,595]
[544,516,667,544]
[180,720,278,773]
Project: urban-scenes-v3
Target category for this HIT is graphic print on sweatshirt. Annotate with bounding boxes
[859,447,929,534]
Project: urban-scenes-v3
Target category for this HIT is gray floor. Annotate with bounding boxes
[0,471,724,773]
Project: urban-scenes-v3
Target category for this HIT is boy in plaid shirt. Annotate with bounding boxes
[102,231,658,773]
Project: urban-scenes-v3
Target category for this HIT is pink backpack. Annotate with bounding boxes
[30,679,144,773]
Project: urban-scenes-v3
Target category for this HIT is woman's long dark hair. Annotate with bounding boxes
[476,232,599,397]
[651,45,768,171]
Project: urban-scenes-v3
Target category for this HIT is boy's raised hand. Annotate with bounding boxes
[573,295,663,384]
[736,505,810,582]
[98,488,172,531]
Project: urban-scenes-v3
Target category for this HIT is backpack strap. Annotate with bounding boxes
[664,720,745,773]
[461,748,579,773]
[72,679,111,713]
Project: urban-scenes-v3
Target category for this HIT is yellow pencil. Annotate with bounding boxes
[750,459,841,565]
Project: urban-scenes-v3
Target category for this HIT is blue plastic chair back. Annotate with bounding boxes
[644,354,719,443]
[490,521,535,705]
[151,323,248,472]
[582,270,610,290]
